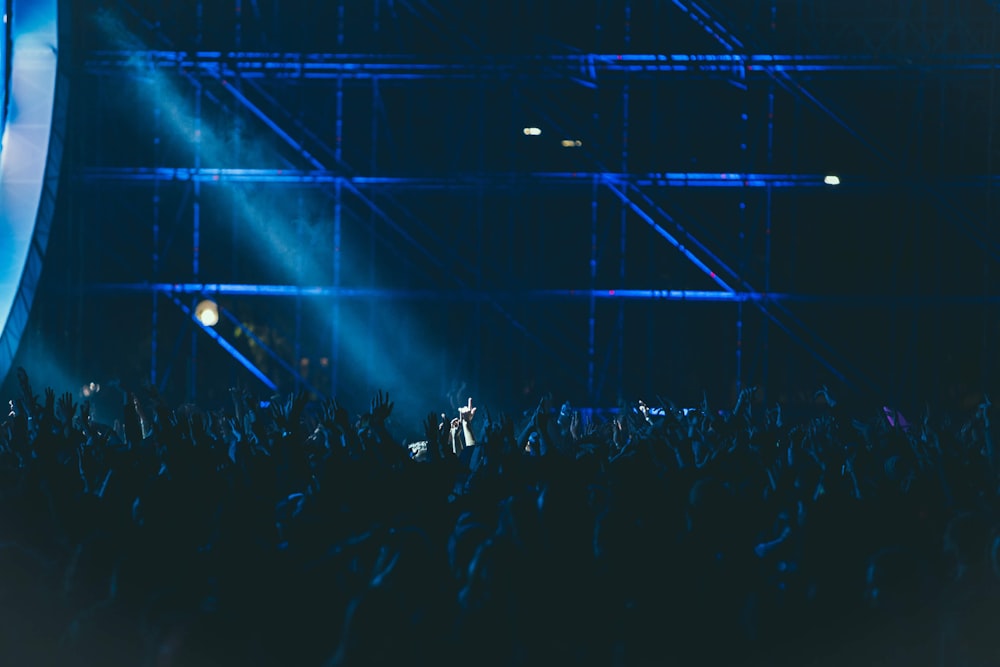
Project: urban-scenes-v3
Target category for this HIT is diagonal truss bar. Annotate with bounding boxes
[670,0,746,51]
[602,180,735,292]
[672,0,1000,264]
[169,295,278,391]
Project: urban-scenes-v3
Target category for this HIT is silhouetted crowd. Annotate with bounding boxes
[2,367,1000,666]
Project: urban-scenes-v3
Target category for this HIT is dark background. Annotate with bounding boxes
[5,0,1000,427]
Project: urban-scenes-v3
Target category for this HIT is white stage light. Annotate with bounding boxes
[195,299,220,327]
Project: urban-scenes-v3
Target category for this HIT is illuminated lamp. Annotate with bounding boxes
[195,299,219,327]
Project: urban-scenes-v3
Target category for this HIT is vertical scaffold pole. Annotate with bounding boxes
[151,1,162,388]
[589,176,598,403]
[190,0,204,401]
[367,36,379,389]
[763,0,777,401]
[616,0,631,401]
[332,1,345,396]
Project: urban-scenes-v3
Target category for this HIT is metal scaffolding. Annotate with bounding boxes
[60,0,1000,410]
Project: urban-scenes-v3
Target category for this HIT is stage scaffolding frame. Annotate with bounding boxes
[71,0,1000,408]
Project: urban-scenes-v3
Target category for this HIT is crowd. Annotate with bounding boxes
[2,366,1000,666]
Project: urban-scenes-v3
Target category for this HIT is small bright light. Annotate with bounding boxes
[824,175,841,186]
[522,127,542,136]
[561,139,583,148]
[195,299,219,327]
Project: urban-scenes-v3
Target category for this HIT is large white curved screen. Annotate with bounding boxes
[0,0,62,383]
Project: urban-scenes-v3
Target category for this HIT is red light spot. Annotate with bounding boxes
[609,290,616,296]
[212,174,219,181]
[710,272,716,278]
[721,173,728,179]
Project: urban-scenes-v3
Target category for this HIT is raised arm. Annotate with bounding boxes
[459,397,477,449]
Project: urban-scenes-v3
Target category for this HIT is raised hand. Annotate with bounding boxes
[122,392,143,445]
[815,385,837,408]
[56,392,77,427]
[273,392,308,434]
[734,386,757,419]
[612,418,626,451]
[229,385,251,422]
[43,387,56,422]
[499,412,515,439]
[532,398,549,430]
[370,390,394,427]
[570,409,581,440]
[271,397,292,433]
[321,397,350,432]
[458,397,477,424]
[977,394,992,429]
[423,412,437,443]
[449,417,462,454]
[16,368,37,412]
[188,411,211,446]
[78,400,92,431]
[423,412,446,460]
[767,403,783,430]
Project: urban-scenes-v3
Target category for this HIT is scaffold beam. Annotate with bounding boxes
[79,167,1000,189]
[83,50,1000,80]
[89,282,1000,306]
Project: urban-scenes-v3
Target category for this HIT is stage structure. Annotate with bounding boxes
[48,0,1000,411]
[0,0,68,385]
